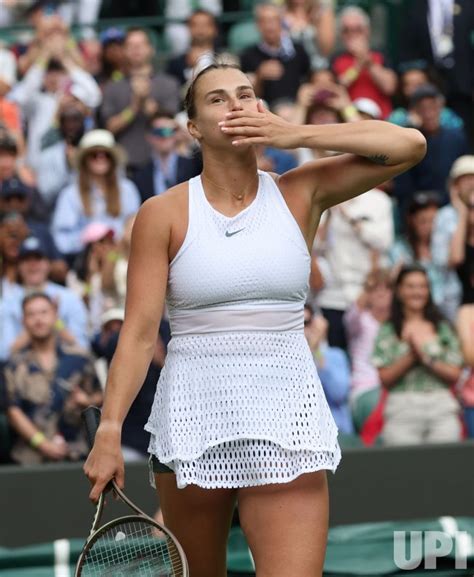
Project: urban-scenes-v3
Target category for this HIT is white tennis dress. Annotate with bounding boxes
[145,170,341,489]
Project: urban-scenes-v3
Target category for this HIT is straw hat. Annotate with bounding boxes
[76,129,127,167]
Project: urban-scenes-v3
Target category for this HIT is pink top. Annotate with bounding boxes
[344,303,382,397]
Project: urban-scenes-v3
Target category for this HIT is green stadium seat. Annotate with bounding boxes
[227,20,260,54]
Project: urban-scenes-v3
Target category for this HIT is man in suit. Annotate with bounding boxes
[399,0,474,147]
[132,111,202,203]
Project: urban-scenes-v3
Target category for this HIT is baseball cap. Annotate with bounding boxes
[353,97,382,120]
[408,191,441,214]
[409,84,442,106]
[100,307,125,326]
[80,222,114,245]
[19,236,48,259]
[99,27,125,46]
[449,155,474,181]
[0,178,29,199]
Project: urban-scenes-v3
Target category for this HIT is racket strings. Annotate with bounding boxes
[80,520,184,576]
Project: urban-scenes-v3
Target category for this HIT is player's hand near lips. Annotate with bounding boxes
[220,99,300,149]
[83,423,125,502]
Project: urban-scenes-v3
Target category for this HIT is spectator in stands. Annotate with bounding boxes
[344,269,392,402]
[101,28,180,174]
[456,305,474,437]
[36,97,92,209]
[133,112,202,202]
[0,48,21,141]
[0,177,67,284]
[390,192,441,303]
[5,292,102,465]
[432,155,474,320]
[166,10,220,88]
[314,186,394,349]
[98,27,126,87]
[332,6,396,119]
[304,304,353,435]
[240,3,311,106]
[399,0,474,146]
[10,31,101,171]
[394,84,469,214]
[4,235,90,357]
[52,129,140,260]
[449,186,474,306]
[373,265,463,446]
[283,0,335,71]
[388,61,463,130]
[255,143,297,175]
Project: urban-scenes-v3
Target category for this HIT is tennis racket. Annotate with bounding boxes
[75,406,189,577]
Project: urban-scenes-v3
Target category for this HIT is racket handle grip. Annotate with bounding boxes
[82,406,102,449]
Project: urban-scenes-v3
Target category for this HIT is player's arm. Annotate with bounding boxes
[84,195,172,500]
[220,100,426,211]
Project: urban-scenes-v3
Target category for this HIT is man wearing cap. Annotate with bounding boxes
[98,28,126,86]
[3,236,89,360]
[432,155,474,319]
[394,84,469,216]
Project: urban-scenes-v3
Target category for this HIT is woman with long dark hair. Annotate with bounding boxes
[373,264,463,446]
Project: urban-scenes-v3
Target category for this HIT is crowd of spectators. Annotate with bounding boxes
[0,0,473,466]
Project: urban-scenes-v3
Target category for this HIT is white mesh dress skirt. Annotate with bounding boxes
[145,331,341,489]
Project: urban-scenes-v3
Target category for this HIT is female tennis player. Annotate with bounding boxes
[84,62,426,577]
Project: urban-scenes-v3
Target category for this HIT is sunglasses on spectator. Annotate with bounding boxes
[88,150,112,161]
[150,126,177,138]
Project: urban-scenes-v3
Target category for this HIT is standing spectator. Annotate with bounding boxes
[4,235,90,356]
[5,292,102,465]
[431,155,474,320]
[52,130,140,259]
[388,61,463,130]
[283,0,335,71]
[399,0,474,146]
[240,3,311,106]
[98,28,126,87]
[315,188,394,349]
[10,34,101,171]
[394,84,469,214]
[448,182,474,306]
[133,112,202,202]
[166,10,220,88]
[304,304,353,434]
[101,28,180,174]
[390,192,442,303]
[332,6,396,119]
[456,305,474,437]
[373,265,463,446]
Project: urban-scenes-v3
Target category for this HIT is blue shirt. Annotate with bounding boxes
[153,152,178,196]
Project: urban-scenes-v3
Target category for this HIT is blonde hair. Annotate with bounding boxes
[79,151,121,218]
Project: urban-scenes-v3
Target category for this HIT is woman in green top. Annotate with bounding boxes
[373,264,463,446]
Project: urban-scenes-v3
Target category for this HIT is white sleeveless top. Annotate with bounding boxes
[145,171,341,488]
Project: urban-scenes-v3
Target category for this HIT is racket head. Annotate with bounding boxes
[75,513,189,577]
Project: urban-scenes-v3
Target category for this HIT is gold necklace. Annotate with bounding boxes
[201,172,258,202]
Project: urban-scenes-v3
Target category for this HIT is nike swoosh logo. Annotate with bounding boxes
[225,228,245,237]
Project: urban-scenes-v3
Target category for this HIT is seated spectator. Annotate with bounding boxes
[5,292,102,465]
[315,186,394,349]
[52,130,140,260]
[97,27,126,87]
[394,84,469,214]
[0,212,29,287]
[133,112,202,202]
[344,269,392,402]
[388,61,463,130]
[101,27,180,174]
[255,144,297,174]
[4,235,90,357]
[390,191,442,303]
[456,305,474,438]
[240,3,311,106]
[283,0,335,71]
[431,155,474,320]
[373,265,463,446]
[37,98,90,209]
[0,177,67,283]
[166,10,220,88]
[304,304,353,434]
[10,26,101,171]
[448,182,474,306]
[332,6,396,119]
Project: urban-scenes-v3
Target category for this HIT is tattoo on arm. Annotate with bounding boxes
[368,154,389,165]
